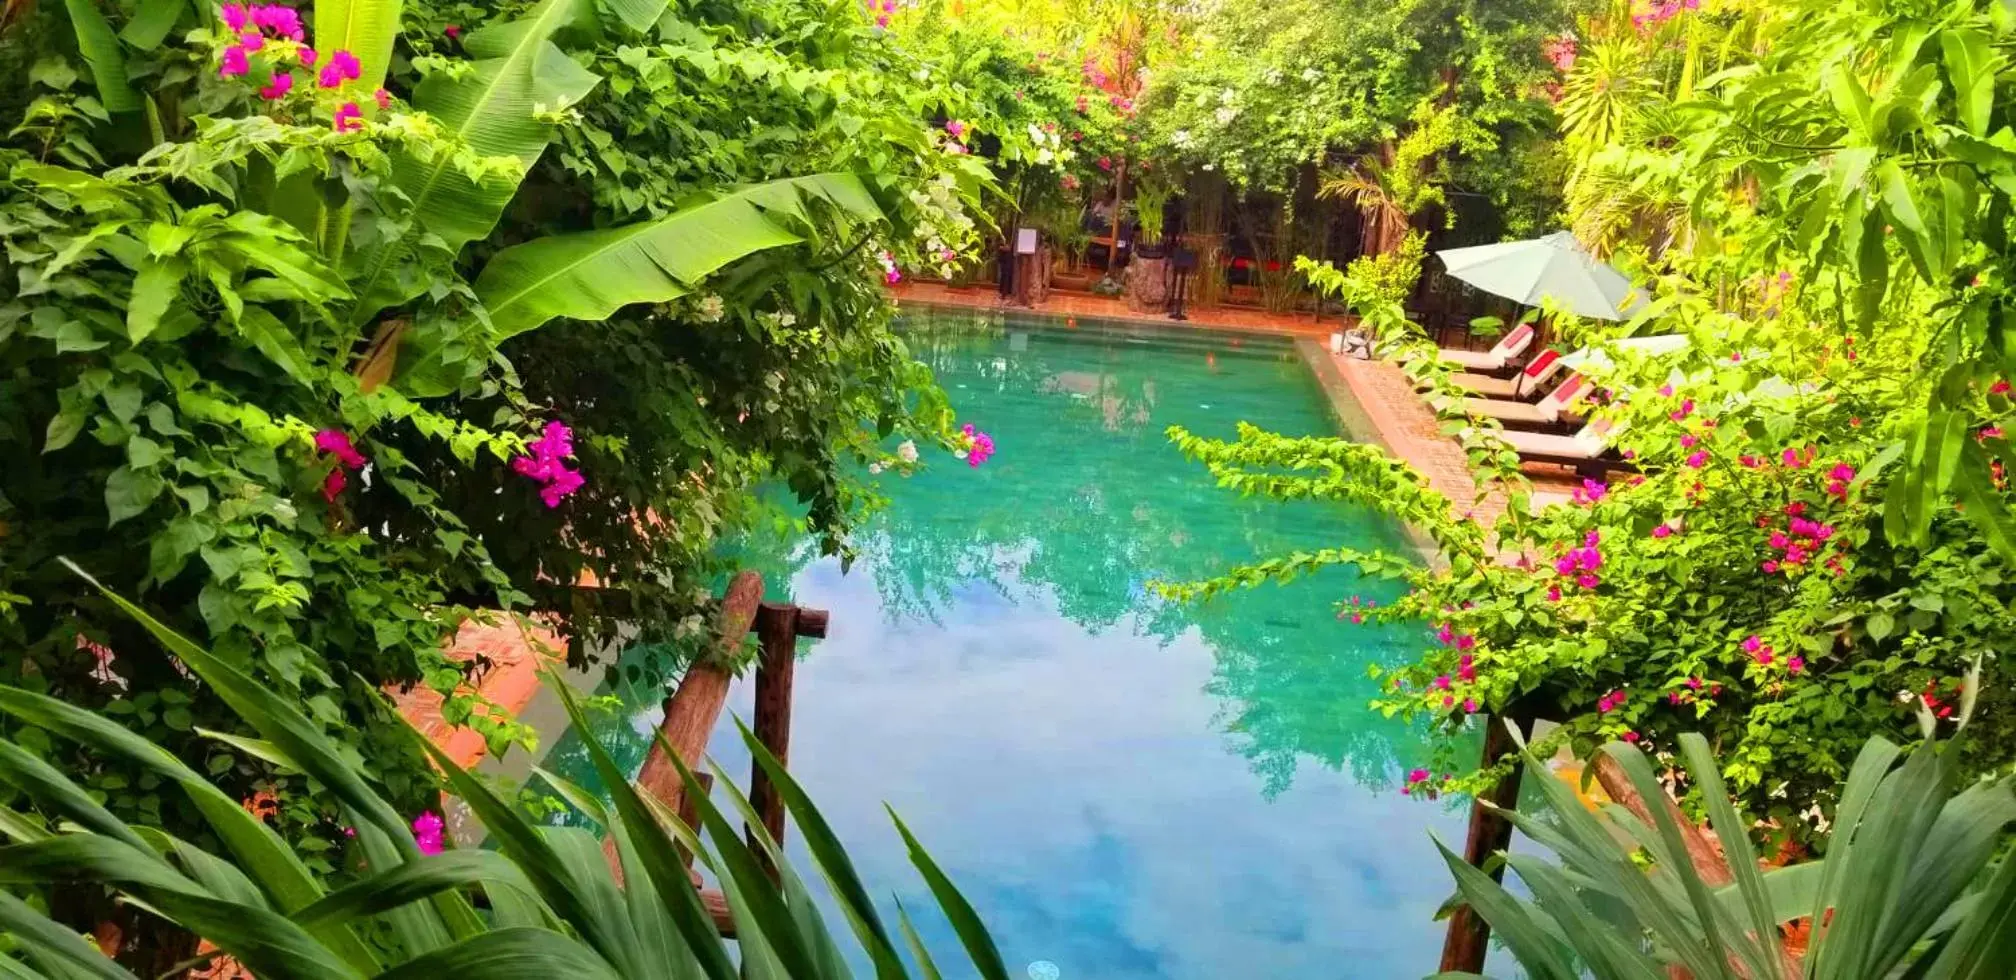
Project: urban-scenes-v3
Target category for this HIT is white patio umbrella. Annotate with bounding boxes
[1558,334,1691,372]
[1437,231,1644,321]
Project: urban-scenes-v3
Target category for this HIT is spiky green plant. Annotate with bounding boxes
[0,560,1012,980]
[1437,715,2016,979]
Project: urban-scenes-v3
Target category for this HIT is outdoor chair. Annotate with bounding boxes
[1501,418,1634,480]
[1434,322,1536,374]
[1452,349,1563,401]
[1457,372,1590,430]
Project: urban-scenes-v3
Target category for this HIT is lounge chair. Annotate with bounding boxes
[1453,349,1563,401]
[1459,373,1590,430]
[1436,322,1536,373]
[1501,418,1634,479]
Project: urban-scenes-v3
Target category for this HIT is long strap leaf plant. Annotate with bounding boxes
[0,560,1011,980]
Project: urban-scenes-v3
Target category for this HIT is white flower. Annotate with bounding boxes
[896,440,918,463]
[1263,68,1282,85]
[1219,87,1237,105]
[778,312,796,327]
[1202,162,1215,171]
[912,67,929,81]
[1036,147,1055,165]
[1172,129,1192,147]
[1214,106,1238,126]
[868,462,885,474]
[1301,66,1323,82]
[695,294,725,322]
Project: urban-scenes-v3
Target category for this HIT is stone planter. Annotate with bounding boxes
[1125,256,1169,313]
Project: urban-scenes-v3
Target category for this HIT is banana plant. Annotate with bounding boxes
[1436,719,2016,979]
[0,560,1012,980]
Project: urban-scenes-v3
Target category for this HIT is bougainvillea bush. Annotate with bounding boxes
[1170,0,2016,847]
[0,0,991,882]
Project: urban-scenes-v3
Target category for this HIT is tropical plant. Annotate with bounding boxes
[0,563,1012,979]
[1440,720,2016,979]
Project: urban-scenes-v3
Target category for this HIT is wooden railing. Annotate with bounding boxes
[608,569,828,935]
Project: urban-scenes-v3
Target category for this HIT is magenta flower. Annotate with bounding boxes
[251,3,304,39]
[259,71,294,99]
[1402,767,1430,794]
[875,12,889,26]
[332,101,362,132]
[314,430,367,468]
[1576,572,1600,589]
[962,423,996,467]
[319,48,361,88]
[1680,434,1698,448]
[221,2,250,31]
[219,45,250,77]
[512,421,586,508]
[1993,379,2012,395]
[1463,698,1479,713]
[1434,674,1452,690]
[945,119,967,140]
[1741,635,1763,654]
[1622,731,1640,743]
[1658,384,1674,397]
[1455,634,1475,651]
[299,46,317,66]
[1828,462,1855,481]
[1686,676,1703,690]
[373,87,391,110]
[1435,624,1455,644]
[1781,447,1804,468]
[1651,524,1672,539]
[1762,560,1780,573]
[1685,450,1709,468]
[238,29,264,51]
[1787,656,1805,674]
[413,811,445,855]
[1546,585,1562,602]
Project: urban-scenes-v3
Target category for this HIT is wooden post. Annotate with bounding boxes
[1439,713,1526,974]
[608,571,763,878]
[748,603,828,866]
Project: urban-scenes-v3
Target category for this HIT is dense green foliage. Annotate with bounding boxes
[0,570,1010,979]
[1443,718,2016,980]
[0,0,982,863]
[1172,0,2016,848]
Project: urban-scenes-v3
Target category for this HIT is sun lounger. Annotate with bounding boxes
[1453,349,1563,400]
[1460,373,1590,429]
[1501,419,1633,479]
[1437,322,1536,373]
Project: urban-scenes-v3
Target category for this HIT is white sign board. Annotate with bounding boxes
[1015,227,1038,255]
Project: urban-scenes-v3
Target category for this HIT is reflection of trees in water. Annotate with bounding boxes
[838,329,1440,794]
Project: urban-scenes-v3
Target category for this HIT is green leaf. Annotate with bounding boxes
[233,306,317,386]
[1958,443,2016,567]
[888,809,1012,980]
[118,0,187,50]
[345,0,602,323]
[1878,160,1933,280]
[313,0,404,94]
[105,465,165,526]
[1940,28,1999,138]
[475,174,881,338]
[128,255,186,342]
[0,890,140,980]
[44,407,88,452]
[61,0,139,113]
[374,928,622,980]
[293,851,536,929]
[1827,62,1874,139]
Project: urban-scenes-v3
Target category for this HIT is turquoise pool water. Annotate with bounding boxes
[539,308,1469,977]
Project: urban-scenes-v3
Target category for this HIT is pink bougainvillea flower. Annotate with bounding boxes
[1402,767,1431,794]
[373,87,391,110]
[1435,624,1455,645]
[221,2,250,31]
[259,71,294,100]
[332,101,363,132]
[299,46,317,66]
[1741,635,1763,654]
[945,119,967,140]
[219,45,250,77]
[1651,523,1672,539]
[1787,655,1805,674]
[1781,447,1805,468]
[1622,730,1640,743]
[962,423,996,467]
[513,420,587,507]
[321,468,347,502]
[1669,399,1694,421]
[1433,674,1452,690]
[1657,384,1674,397]
[1680,434,1698,448]
[1463,698,1479,713]
[314,429,368,469]
[444,23,461,38]
[875,12,889,26]
[1993,379,2012,395]
[1685,450,1709,468]
[1762,559,1780,573]
[1455,634,1475,651]
[1686,676,1703,690]
[238,30,264,51]
[251,3,304,39]
[1546,585,1562,602]
[413,811,445,855]
[1576,572,1600,589]
[319,48,361,88]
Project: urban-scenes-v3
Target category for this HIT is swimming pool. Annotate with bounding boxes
[538,306,1469,977]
